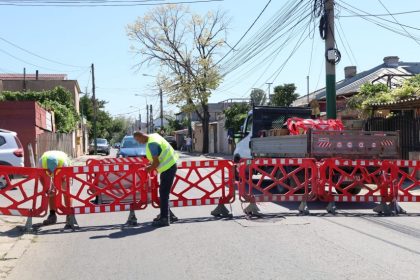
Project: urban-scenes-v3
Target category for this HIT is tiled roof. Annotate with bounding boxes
[294,61,420,107]
[0,74,67,80]
[370,96,420,107]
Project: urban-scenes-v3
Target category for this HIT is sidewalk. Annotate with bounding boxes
[0,216,34,279]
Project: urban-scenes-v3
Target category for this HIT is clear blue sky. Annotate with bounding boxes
[0,0,419,120]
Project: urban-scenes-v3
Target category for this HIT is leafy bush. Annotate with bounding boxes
[347,75,420,118]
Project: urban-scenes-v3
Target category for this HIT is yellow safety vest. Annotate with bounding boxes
[145,134,178,173]
[40,151,70,176]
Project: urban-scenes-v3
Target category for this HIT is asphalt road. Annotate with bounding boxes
[5,153,420,280]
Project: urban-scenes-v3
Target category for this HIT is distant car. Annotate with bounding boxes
[89,138,110,155]
[164,136,177,150]
[0,129,24,189]
[113,142,121,149]
[117,136,146,158]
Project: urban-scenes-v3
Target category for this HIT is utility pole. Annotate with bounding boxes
[325,0,336,119]
[159,87,164,129]
[91,63,97,155]
[146,104,149,133]
[307,76,310,105]
[150,104,154,132]
[138,112,142,131]
[266,82,273,102]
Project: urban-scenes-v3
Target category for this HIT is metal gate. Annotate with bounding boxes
[365,116,420,159]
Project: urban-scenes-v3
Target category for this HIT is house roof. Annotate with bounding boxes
[0,74,67,80]
[370,96,420,110]
[294,59,420,107]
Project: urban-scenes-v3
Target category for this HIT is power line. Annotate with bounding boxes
[0,48,80,72]
[217,1,312,95]
[338,1,420,32]
[336,18,358,66]
[337,1,420,43]
[215,0,272,66]
[377,0,420,47]
[0,36,85,68]
[340,9,420,18]
[0,0,223,7]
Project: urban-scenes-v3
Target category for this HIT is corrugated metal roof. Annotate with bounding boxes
[294,61,420,107]
[0,74,67,80]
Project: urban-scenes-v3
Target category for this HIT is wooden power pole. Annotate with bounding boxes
[91,63,97,155]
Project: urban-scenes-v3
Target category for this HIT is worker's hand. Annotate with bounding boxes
[145,165,154,173]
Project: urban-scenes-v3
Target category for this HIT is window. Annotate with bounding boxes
[121,138,142,148]
[0,136,5,147]
[245,115,253,134]
[14,136,23,148]
[96,139,108,145]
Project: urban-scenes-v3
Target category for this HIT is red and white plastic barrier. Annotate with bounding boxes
[1,156,419,223]
[391,160,419,202]
[53,163,149,215]
[151,160,235,208]
[286,118,344,135]
[86,157,149,166]
[238,158,317,204]
[0,166,49,217]
[318,159,394,203]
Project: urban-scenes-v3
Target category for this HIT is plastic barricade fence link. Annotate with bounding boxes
[238,158,317,216]
[0,165,50,231]
[389,160,419,214]
[53,163,149,228]
[151,160,235,218]
[318,159,395,215]
[86,157,149,166]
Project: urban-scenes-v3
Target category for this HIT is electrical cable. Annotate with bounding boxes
[0,36,85,68]
[377,0,420,47]
[0,0,223,7]
[215,0,272,66]
[0,48,80,72]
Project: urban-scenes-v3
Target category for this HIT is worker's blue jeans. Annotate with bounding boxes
[159,164,177,220]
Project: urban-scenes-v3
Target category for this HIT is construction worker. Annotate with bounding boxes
[133,131,179,227]
[38,150,72,228]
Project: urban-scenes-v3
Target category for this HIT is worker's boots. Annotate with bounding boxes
[42,213,57,225]
[152,217,169,227]
[153,210,178,223]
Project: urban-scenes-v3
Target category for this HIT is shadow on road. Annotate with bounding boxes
[1,208,419,238]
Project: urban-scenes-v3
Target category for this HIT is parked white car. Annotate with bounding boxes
[0,129,24,189]
[0,129,24,167]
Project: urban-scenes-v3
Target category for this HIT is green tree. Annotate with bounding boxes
[165,117,183,135]
[223,103,250,133]
[80,95,127,142]
[0,87,78,133]
[127,5,229,153]
[270,83,299,107]
[250,88,266,106]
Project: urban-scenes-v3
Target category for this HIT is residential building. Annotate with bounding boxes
[0,72,85,157]
[294,56,420,113]
[0,101,60,166]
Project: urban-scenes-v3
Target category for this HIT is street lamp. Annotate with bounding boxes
[142,73,164,129]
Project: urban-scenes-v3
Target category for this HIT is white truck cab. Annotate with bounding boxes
[233,106,313,162]
[233,110,252,162]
